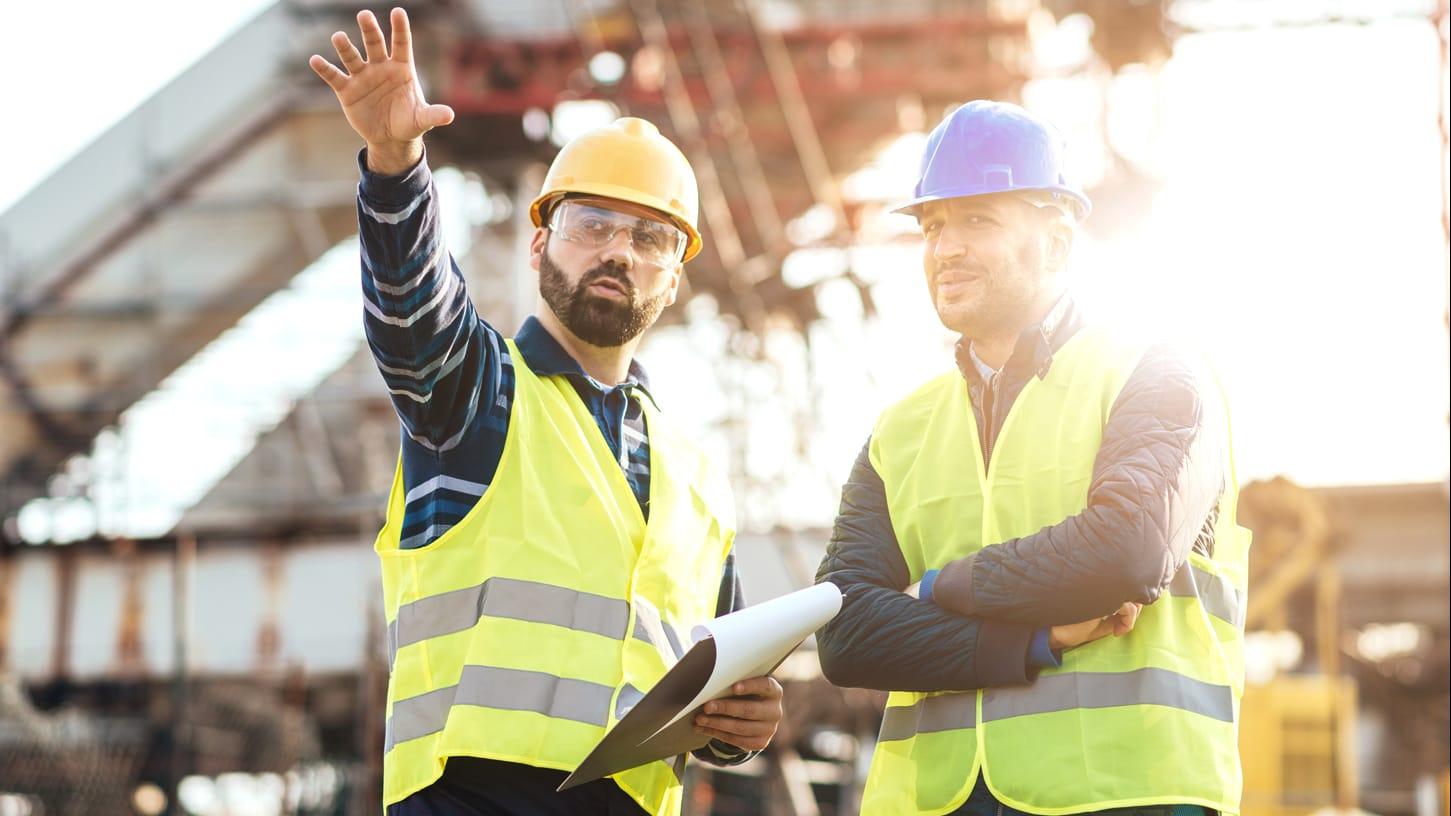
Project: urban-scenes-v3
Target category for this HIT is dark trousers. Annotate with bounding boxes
[387,757,648,816]
[949,776,1215,816]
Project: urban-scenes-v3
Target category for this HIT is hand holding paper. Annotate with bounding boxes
[693,675,783,751]
[559,582,842,790]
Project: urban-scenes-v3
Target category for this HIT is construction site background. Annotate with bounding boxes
[1,1,1448,814]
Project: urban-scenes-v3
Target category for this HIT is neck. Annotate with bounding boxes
[535,306,639,385]
[967,288,1065,371]
[969,333,1015,372]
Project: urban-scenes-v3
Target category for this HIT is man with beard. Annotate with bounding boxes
[310,9,782,815]
[814,100,1249,814]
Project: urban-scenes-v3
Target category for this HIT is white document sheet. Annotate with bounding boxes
[559,582,843,790]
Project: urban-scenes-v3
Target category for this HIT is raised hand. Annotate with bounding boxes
[308,8,455,175]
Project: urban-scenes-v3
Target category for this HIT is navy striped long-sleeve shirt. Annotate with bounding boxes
[356,149,750,766]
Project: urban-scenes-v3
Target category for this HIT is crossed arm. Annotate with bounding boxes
[816,344,1228,691]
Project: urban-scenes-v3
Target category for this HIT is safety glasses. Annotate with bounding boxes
[549,200,687,266]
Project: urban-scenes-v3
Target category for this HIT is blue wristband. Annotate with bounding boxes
[918,569,940,605]
[1028,628,1063,668]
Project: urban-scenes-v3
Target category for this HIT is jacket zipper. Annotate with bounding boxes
[983,418,996,469]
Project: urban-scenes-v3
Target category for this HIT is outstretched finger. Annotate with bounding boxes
[390,8,413,64]
[309,55,349,91]
[358,10,389,62]
[331,31,366,74]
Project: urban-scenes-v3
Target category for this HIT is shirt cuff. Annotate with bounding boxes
[918,569,940,605]
[929,554,977,616]
[357,146,431,205]
[692,739,757,767]
[1028,628,1063,668]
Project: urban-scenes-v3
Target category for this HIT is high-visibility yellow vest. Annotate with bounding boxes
[863,326,1250,815]
[374,339,735,814]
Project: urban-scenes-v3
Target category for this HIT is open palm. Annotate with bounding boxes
[309,9,454,170]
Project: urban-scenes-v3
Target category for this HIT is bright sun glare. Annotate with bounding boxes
[6,3,1448,542]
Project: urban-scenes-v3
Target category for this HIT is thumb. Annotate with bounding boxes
[1113,603,1141,635]
[422,103,455,130]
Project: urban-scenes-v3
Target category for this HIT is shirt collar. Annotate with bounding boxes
[1037,291,1072,342]
[967,344,998,384]
[514,315,659,408]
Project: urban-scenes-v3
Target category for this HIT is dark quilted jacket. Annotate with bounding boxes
[814,298,1227,692]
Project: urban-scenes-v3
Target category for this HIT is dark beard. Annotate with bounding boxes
[539,239,670,347]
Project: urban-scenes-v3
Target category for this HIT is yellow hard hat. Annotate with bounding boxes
[529,117,703,263]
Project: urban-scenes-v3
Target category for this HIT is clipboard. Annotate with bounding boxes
[559,582,843,790]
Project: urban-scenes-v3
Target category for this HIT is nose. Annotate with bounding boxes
[598,228,636,269]
[932,225,968,264]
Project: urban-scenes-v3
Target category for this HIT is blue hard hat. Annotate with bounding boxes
[894,100,1091,220]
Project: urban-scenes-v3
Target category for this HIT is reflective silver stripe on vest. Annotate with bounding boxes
[385,685,455,753]
[387,578,631,665]
[385,665,616,752]
[982,667,1235,724]
[878,692,976,742]
[616,683,645,720]
[631,599,688,662]
[1168,565,1245,629]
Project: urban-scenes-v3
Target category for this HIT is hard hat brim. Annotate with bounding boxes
[891,185,1092,220]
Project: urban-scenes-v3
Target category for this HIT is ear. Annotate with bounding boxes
[663,262,684,308]
[529,228,548,271]
[1046,221,1074,272]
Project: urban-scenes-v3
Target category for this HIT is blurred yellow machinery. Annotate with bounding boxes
[1240,675,1358,816]
[1238,479,1357,816]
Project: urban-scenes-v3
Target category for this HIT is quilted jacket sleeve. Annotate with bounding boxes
[814,441,1038,692]
[929,342,1229,626]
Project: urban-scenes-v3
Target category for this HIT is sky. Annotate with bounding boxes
[1047,14,1450,488]
[1,0,277,211]
[2,2,1448,543]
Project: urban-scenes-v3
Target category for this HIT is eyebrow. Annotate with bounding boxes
[572,199,675,228]
[954,201,1005,216]
[923,202,1002,221]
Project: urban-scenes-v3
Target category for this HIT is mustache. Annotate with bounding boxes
[579,264,635,296]
[935,261,986,277]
